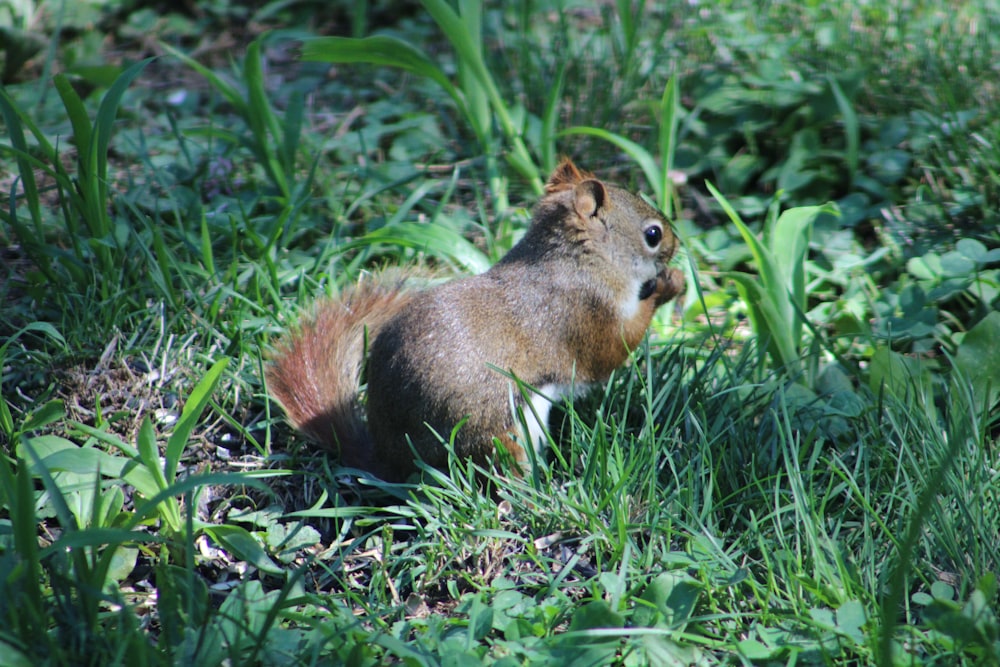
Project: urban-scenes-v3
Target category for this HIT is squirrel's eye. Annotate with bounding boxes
[643,224,663,249]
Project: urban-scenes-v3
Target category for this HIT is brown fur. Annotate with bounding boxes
[267,159,684,481]
[266,279,414,476]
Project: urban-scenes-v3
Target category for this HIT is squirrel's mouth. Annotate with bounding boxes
[638,278,658,301]
[638,268,685,303]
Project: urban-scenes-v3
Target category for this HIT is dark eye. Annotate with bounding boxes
[643,224,663,249]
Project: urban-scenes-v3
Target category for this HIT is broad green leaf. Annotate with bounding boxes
[836,600,867,643]
[737,638,782,660]
[17,434,75,460]
[121,465,171,502]
[907,253,942,280]
[20,439,82,532]
[91,483,125,530]
[729,272,800,373]
[953,311,1000,413]
[635,571,701,630]
[956,238,987,263]
[568,600,626,632]
[218,580,276,638]
[104,545,139,587]
[868,347,935,403]
[713,183,833,375]
[467,595,494,643]
[0,639,33,667]
[939,250,976,277]
[20,400,65,433]
[204,524,283,576]
[266,521,321,555]
[34,444,127,477]
[709,182,784,304]
[770,203,836,319]
[930,580,955,601]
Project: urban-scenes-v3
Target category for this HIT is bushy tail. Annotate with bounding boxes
[266,278,413,472]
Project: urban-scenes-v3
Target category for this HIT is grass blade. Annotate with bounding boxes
[0,88,43,230]
[340,221,491,275]
[829,75,859,186]
[159,42,246,113]
[137,417,170,493]
[243,39,289,198]
[164,358,229,484]
[302,35,464,114]
[540,63,567,174]
[560,126,661,202]
[657,76,680,214]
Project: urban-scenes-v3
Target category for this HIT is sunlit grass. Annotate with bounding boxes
[0,0,997,664]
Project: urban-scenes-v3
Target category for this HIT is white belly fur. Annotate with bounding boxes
[521,382,587,457]
[619,277,643,321]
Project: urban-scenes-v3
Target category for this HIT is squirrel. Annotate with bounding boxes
[266,159,685,482]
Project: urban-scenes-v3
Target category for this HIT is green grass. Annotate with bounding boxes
[1,0,999,664]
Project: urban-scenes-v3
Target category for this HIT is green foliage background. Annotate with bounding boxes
[0,0,998,664]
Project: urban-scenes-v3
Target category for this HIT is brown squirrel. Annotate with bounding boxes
[266,159,684,481]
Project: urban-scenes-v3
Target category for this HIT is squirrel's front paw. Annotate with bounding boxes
[651,267,684,306]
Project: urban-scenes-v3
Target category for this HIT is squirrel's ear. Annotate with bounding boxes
[572,179,608,220]
[546,157,596,192]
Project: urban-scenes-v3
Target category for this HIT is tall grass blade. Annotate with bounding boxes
[657,76,679,214]
[164,358,229,484]
[0,89,43,230]
[304,6,543,194]
[560,126,661,202]
[200,212,216,276]
[829,75,859,186]
[137,417,171,494]
[52,75,92,162]
[708,180,797,372]
[92,58,154,188]
[769,207,815,343]
[340,222,491,274]
[244,40,289,198]
[877,406,967,665]
[0,454,44,617]
[302,36,464,113]
[540,64,567,174]
[159,42,246,113]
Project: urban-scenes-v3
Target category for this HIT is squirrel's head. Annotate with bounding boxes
[537,158,682,303]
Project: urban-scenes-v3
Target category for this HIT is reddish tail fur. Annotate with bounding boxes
[266,279,414,474]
